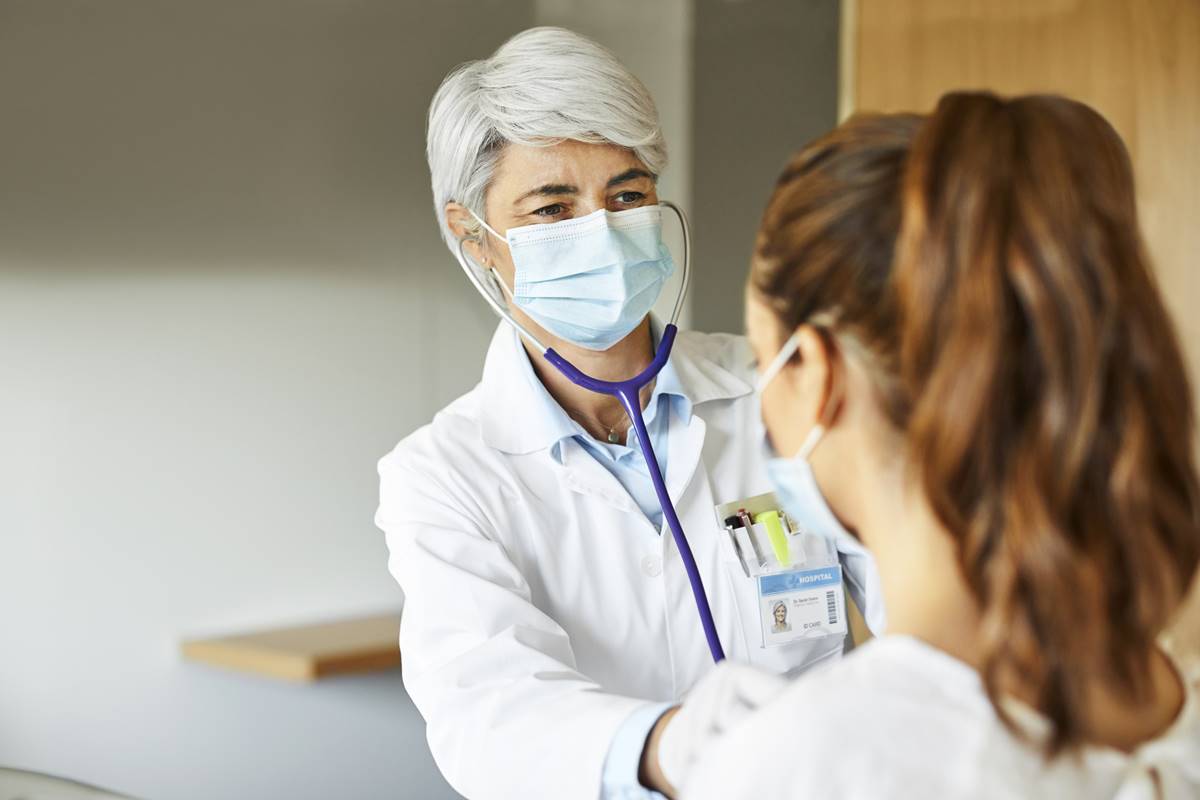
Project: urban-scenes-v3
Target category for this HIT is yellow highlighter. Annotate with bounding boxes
[756,510,791,568]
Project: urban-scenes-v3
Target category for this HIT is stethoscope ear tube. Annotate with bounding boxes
[453,202,725,663]
[660,200,691,329]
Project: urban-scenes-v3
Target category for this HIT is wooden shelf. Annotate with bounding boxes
[182,612,401,682]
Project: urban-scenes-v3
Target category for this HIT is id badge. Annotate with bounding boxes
[758,565,848,647]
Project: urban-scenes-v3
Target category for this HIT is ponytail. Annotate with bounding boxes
[894,92,1200,752]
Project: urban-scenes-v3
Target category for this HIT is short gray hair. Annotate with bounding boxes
[426,27,667,255]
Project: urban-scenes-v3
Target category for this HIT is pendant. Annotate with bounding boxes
[607,430,620,444]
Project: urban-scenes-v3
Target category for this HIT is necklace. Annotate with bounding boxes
[560,383,653,446]
[562,401,632,444]
[595,411,629,444]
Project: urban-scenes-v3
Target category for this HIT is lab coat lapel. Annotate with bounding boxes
[478,322,573,456]
[664,408,706,509]
[659,410,749,689]
[555,406,705,522]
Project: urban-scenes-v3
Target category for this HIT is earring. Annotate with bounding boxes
[465,235,489,267]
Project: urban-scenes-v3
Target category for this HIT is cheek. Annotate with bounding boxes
[761,386,805,458]
[485,240,517,282]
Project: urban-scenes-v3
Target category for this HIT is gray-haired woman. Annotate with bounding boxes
[376,27,880,799]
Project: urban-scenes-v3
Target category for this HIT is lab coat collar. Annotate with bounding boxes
[477,317,751,456]
[665,323,754,408]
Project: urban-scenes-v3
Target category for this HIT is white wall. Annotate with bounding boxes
[0,3,513,798]
[1,269,479,800]
[0,2,697,798]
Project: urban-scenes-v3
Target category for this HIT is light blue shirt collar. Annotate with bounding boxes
[511,318,692,464]
[477,316,751,455]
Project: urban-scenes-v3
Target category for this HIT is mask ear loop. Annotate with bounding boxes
[468,209,505,244]
[755,332,802,395]
[790,325,845,462]
[453,231,549,353]
[796,423,827,461]
[464,210,519,302]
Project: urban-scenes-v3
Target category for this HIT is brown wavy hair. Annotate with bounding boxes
[752,94,1200,753]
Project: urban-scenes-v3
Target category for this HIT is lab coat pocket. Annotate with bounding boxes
[722,560,846,678]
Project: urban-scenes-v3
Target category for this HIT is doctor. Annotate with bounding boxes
[377,27,880,800]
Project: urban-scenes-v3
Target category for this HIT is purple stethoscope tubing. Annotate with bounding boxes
[454,201,726,663]
[543,325,726,663]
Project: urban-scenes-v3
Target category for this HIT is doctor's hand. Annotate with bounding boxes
[640,661,790,797]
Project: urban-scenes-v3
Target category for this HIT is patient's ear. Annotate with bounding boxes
[445,202,488,265]
[792,325,840,430]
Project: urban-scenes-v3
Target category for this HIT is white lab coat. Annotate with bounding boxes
[377,322,871,800]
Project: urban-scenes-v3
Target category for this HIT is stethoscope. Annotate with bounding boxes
[455,201,725,663]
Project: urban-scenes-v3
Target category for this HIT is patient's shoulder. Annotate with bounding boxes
[682,636,992,800]
[779,635,984,724]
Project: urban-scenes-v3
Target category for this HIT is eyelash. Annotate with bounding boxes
[531,191,646,218]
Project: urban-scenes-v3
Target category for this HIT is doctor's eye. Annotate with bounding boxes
[613,191,646,206]
[532,203,567,218]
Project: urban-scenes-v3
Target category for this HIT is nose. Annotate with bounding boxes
[577,189,608,217]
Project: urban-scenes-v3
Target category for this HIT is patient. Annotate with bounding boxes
[682,94,1200,797]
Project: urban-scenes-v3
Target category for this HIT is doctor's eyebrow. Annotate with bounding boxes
[514,183,578,203]
[606,168,655,187]
[512,168,657,205]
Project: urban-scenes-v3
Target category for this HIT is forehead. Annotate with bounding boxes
[489,140,648,194]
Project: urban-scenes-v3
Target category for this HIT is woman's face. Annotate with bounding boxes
[447,140,659,340]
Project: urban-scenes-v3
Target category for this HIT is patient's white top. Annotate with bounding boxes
[683,635,1200,800]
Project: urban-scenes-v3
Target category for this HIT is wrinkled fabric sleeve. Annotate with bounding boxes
[378,448,659,800]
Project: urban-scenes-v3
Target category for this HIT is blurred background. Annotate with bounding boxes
[0,1,1195,798]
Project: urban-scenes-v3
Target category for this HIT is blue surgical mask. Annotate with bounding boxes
[471,205,675,351]
[756,331,888,634]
